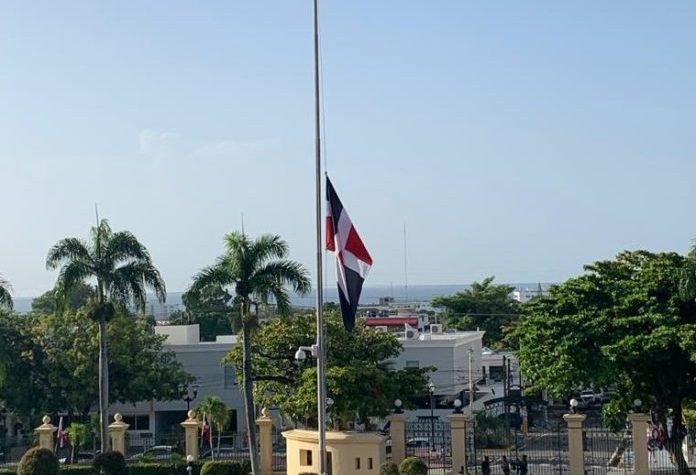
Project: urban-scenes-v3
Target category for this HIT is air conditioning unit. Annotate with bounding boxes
[405,329,418,339]
[374,326,389,333]
[430,324,443,334]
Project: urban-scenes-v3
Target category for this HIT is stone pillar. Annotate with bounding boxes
[108,413,130,456]
[257,408,274,475]
[448,413,468,475]
[628,413,650,475]
[388,413,408,467]
[180,410,200,461]
[563,413,586,475]
[34,416,56,452]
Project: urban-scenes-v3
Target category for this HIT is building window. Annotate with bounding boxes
[355,458,361,469]
[122,415,150,430]
[223,365,235,389]
[368,458,373,469]
[406,361,420,369]
[300,449,313,466]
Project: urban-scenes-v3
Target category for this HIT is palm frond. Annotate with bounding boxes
[252,260,311,295]
[110,261,166,310]
[248,234,289,266]
[189,262,238,297]
[54,261,93,304]
[104,231,153,265]
[46,238,92,270]
[0,275,13,310]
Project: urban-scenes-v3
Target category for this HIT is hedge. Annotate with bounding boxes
[18,448,59,475]
[93,452,127,475]
[398,456,428,475]
[199,461,250,475]
[59,467,95,475]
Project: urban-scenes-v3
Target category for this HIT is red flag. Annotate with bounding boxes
[57,416,68,448]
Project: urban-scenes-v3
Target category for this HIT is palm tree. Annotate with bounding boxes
[188,232,310,474]
[46,219,166,451]
[0,275,12,310]
[198,395,231,459]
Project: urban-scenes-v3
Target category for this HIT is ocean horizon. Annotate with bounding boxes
[10,283,550,316]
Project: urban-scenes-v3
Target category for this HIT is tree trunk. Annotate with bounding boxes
[98,316,109,452]
[666,406,690,475]
[242,314,260,475]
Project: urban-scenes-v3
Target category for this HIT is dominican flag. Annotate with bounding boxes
[56,416,68,448]
[200,413,212,446]
[326,176,373,331]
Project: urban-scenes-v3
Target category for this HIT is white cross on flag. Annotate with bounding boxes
[325,176,373,331]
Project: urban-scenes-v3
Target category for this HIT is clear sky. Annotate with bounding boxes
[1,1,696,297]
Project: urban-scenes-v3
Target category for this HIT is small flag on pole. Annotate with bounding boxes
[57,416,68,449]
[325,176,373,331]
[201,413,211,446]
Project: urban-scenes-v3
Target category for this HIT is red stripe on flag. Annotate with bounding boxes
[345,227,373,265]
[325,216,335,251]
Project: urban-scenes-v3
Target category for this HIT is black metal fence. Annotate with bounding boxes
[405,418,452,474]
[271,430,286,471]
[468,419,568,475]
[583,426,632,475]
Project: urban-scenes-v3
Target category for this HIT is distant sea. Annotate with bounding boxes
[12,283,549,317]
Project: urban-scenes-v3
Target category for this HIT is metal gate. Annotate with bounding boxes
[405,418,452,474]
[469,418,568,475]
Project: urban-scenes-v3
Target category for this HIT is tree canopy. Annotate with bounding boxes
[515,250,696,474]
[225,312,431,430]
[432,276,520,348]
[0,274,13,310]
[0,307,192,420]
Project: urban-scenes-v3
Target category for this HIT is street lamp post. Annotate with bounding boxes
[428,381,436,453]
[179,383,199,411]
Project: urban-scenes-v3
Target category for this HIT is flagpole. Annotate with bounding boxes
[312,1,328,474]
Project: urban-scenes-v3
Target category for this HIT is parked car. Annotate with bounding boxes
[59,452,98,464]
[406,438,442,458]
[200,446,248,460]
[127,446,176,462]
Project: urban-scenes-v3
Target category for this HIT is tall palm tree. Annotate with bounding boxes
[46,219,166,451]
[188,232,310,474]
[0,275,12,310]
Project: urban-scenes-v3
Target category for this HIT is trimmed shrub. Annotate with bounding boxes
[93,452,126,475]
[60,467,95,475]
[199,461,249,475]
[379,461,400,475]
[398,456,428,475]
[128,465,172,475]
[18,448,59,475]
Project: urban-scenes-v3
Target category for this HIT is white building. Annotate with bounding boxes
[112,324,488,436]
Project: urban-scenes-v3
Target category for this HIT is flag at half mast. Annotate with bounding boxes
[325,176,373,331]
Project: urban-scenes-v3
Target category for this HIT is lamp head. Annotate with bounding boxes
[428,381,435,393]
[192,384,199,398]
[394,399,403,414]
[453,398,463,414]
[569,398,578,413]
[294,349,307,361]
[633,398,642,410]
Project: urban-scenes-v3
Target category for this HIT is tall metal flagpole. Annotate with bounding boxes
[312,0,328,474]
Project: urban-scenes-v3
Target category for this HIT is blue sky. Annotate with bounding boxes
[1,1,695,296]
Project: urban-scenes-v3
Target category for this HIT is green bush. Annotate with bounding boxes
[93,452,126,475]
[18,448,59,475]
[398,456,428,475]
[1,469,17,475]
[128,465,172,475]
[60,467,95,475]
[380,461,400,475]
[199,461,249,475]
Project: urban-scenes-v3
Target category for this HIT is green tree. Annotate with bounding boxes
[46,219,166,450]
[432,276,519,348]
[515,250,696,475]
[169,285,238,340]
[0,308,191,420]
[226,312,431,430]
[67,423,88,464]
[188,231,310,475]
[197,396,231,456]
[31,283,94,315]
[0,274,12,310]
